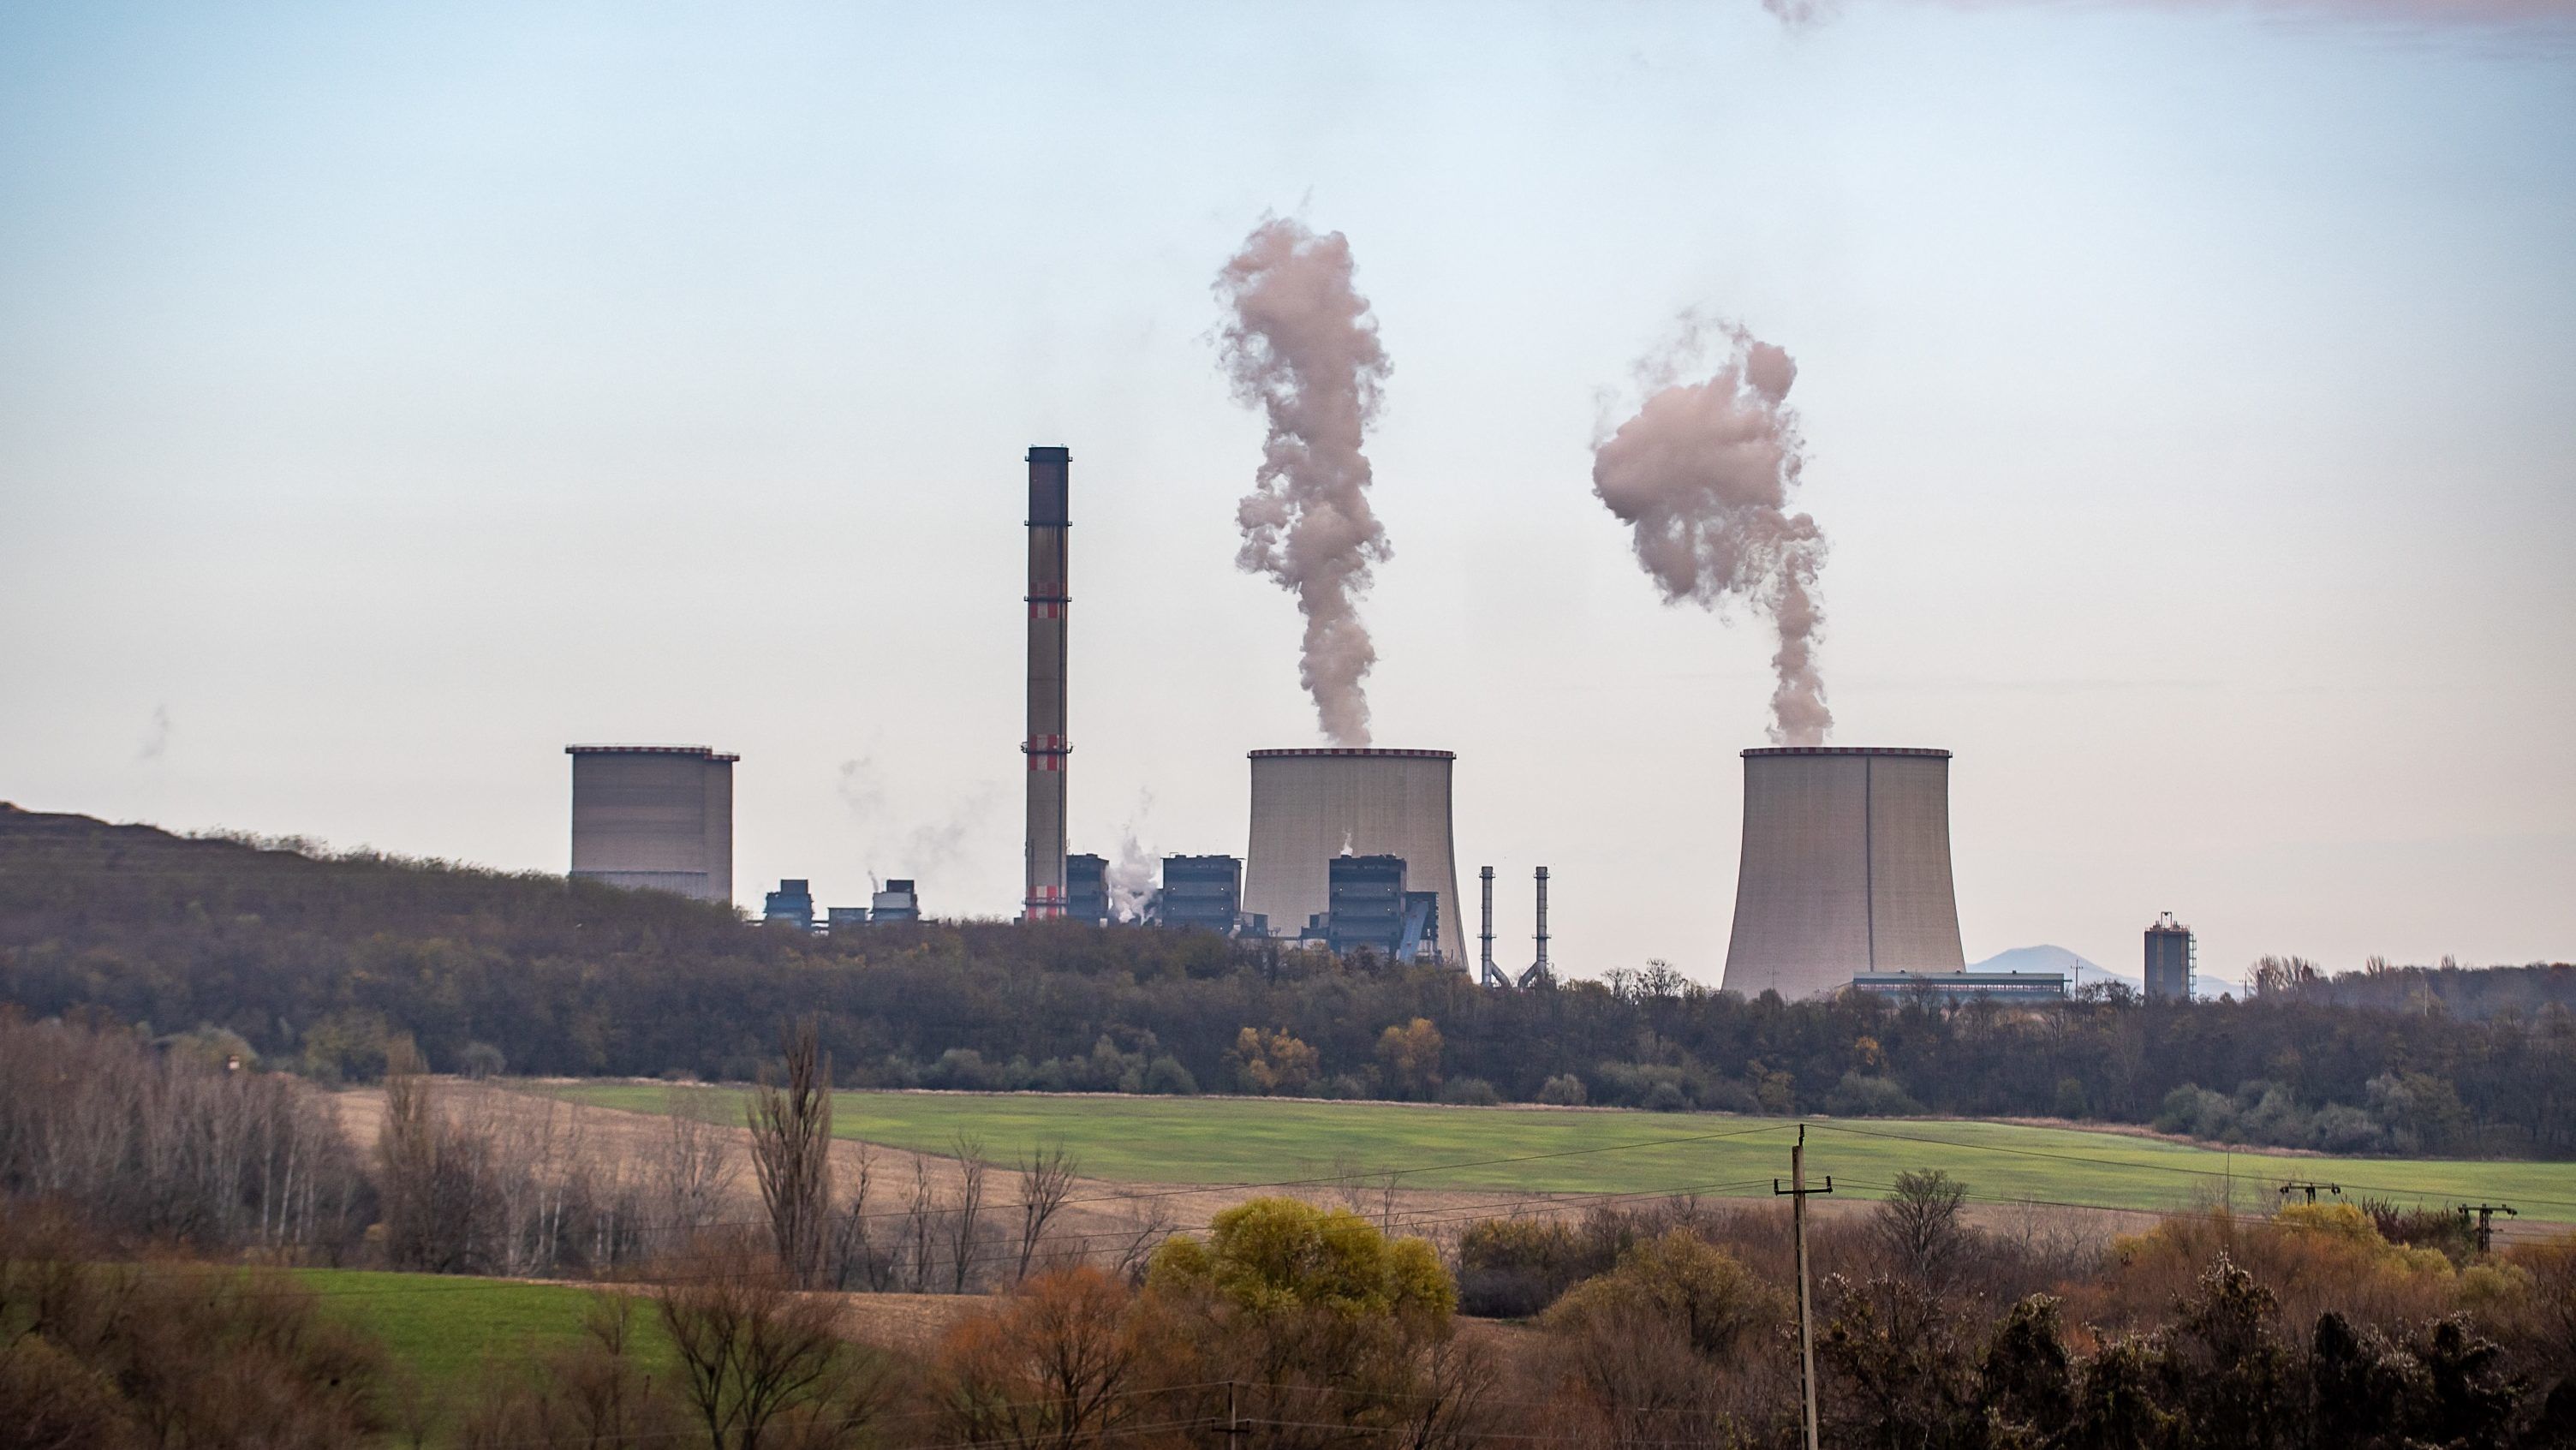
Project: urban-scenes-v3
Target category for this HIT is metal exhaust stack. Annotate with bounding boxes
[1519,866,1549,987]
[1479,866,1505,988]
[1022,446,1071,921]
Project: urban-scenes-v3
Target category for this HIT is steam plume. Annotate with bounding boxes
[1105,791,1158,923]
[1592,317,1833,745]
[1214,217,1393,746]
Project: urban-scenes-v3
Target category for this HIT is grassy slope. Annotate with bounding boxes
[554,1083,2576,1223]
[290,1269,676,1395]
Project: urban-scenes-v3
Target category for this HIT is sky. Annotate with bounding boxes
[3,1,2572,993]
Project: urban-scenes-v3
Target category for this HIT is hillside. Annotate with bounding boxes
[1970,943,2144,994]
[3,802,2573,1159]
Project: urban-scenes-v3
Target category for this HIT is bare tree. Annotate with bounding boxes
[905,1154,938,1293]
[1013,1143,1079,1282]
[827,1140,891,1292]
[657,1087,737,1255]
[748,1020,834,1288]
[1110,1191,1176,1284]
[654,1233,883,1450]
[1871,1167,1971,1288]
[378,1040,492,1273]
[948,1133,990,1294]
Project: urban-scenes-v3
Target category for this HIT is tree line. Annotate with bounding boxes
[4,804,2573,1157]
[11,1050,2576,1447]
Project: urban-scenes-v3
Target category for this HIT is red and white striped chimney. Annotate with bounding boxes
[1023,446,1071,921]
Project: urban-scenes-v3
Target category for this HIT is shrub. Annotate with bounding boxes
[2053,1077,2088,1119]
[1535,1073,1588,1106]
[1826,1072,1923,1118]
[1457,1216,1587,1317]
[1438,1077,1500,1107]
[1546,1229,1785,1357]
[1141,1055,1197,1095]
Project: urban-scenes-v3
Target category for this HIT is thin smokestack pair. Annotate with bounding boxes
[1214,222,1833,747]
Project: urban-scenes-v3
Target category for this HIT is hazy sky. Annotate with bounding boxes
[5,1,2572,992]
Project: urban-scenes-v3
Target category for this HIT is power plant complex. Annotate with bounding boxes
[556,445,2149,998]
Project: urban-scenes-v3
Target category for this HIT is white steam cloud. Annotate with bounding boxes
[1592,316,1833,746]
[1214,216,1394,747]
[1105,790,1158,923]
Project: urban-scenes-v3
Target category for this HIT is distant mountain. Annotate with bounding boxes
[1970,943,2145,993]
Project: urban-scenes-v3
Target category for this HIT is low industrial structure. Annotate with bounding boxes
[1159,854,1251,935]
[1065,853,1110,927]
[871,879,921,922]
[1722,746,1967,999]
[1851,970,2067,1004]
[565,744,737,904]
[1309,854,1440,960]
[762,879,815,930]
[2144,912,2197,999]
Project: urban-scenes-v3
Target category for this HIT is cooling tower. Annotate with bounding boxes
[1243,748,1463,969]
[1721,746,1965,999]
[566,744,737,904]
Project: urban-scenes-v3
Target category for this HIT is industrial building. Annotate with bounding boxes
[872,879,920,922]
[2145,912,2197,999]
[1722,746,1966,999]
[1065,854,1110,927]
[762,879,815,930]
[1309,854,1434,960]
[1242,747,1463,969]
[1851,970,2066,1005]
[565,745,737,904]
[825,906,869,933]
[1159,854,1249,934]
[1023,446,1072,921]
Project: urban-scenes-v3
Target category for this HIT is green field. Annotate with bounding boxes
[291,1269,675,1397]
[548,1084,2576,1225]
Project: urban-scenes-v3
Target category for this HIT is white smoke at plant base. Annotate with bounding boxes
[1105,791,1159,923]
[1592,315,1833,746]
[1214,217,1394,747]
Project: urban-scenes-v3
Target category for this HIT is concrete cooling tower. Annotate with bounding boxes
[1721,746,1965,999]
[566,744,737,904]
[1243,748,1464,968]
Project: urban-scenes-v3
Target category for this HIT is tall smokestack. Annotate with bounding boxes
[1023,446,1070,921]
[1533,867,1550,978]
[1479,866,1500,988]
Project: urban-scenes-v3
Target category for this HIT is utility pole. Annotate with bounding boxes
[2461,1202,2518,1255]
[1225,1380,1243,1450]
[2277,1180,2341,1206]
[1774,1124,1834,1450]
